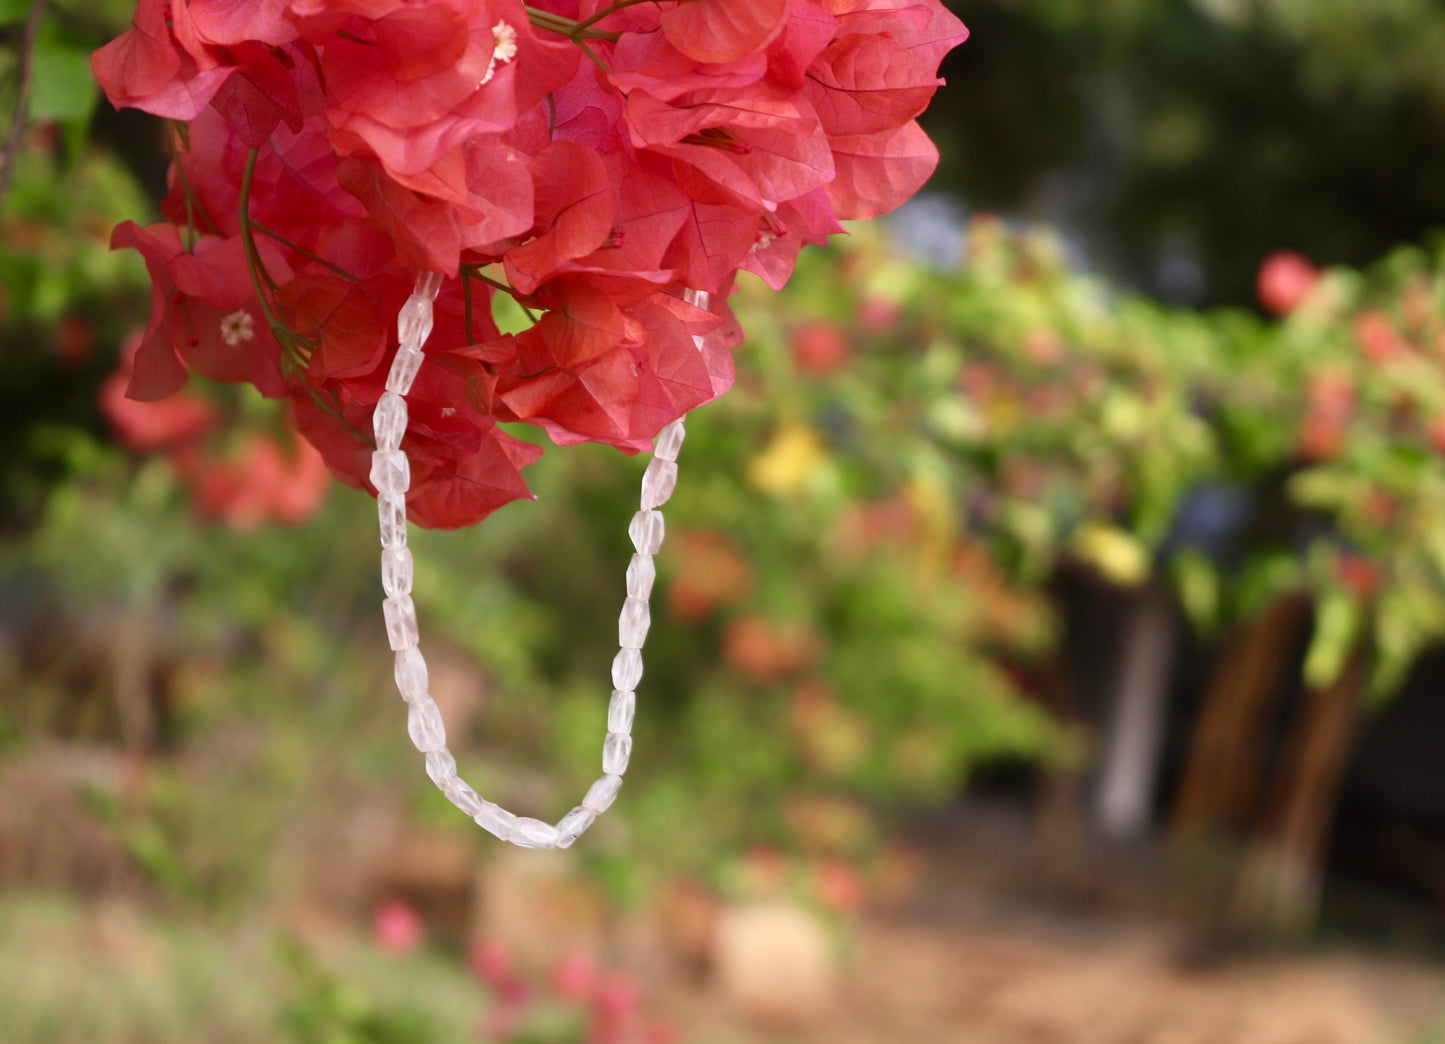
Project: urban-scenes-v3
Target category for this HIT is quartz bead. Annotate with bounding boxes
[625,554,655,599]
[611,648,642,691]
[475,802,519,842]
[444,778,486,817]
[414,270,444,301]
[397,295,435,349]
[640,458,678,509]
[386,347,425,395]
[602,731,633,774]
[618,596,650,649]
[379,494,407,548]
[654,420,686,462]
[370,450,410,495]
[512,817,560,849]
[583,774,623,813]
[381,546,413,598]
[394,646,428,701]
[555,806,595,849]
[372,392,407,451]
[607,689,635,733]
[425,749,457,788]
[407,696,447,752]
[383,594,419,651]
[628,510,665,554]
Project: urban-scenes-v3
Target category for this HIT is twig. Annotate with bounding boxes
[0,0,49,218]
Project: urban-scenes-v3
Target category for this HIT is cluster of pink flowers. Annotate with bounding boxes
[95,0,965,527]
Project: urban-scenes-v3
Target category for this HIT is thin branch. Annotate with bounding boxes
[0,0,49,218]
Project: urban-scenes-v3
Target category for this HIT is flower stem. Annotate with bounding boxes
[523,4,622,42]
[251,221,358,281]
[239,149,313,371]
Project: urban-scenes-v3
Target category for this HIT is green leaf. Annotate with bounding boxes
[30,39,98,125]
[1303,592,1362,690]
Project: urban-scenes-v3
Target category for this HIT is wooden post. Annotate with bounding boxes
[1228,637,1369,938]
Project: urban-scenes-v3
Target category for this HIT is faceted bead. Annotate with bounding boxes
[397,295,435,350]
[414,270,444,301]
[602,732,633,775]
[607,689,635,734]
[628,510,665,554]
[444,778,486,817]
[386,347,424,395]
[383,594,419,651]
[370,450,410,496]
[379,494,407,548]
[555,806,595,849]
[618,596,650,649]
[611,648,642,691]
[512,817,560,849]
[407,696,447,752]
[626,554,655,599]
[640,458,678,509]
[654,420,686,462]
[475,802,519,842]
[394,646,428,701]
[583,774,623,813]
[425,749,457,788]
[382,546,413,598]
[372,392,408,451]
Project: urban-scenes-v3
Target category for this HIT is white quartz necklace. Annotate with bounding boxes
[368,272,693,849]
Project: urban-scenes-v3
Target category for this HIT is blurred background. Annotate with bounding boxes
[3,1,1445,1042]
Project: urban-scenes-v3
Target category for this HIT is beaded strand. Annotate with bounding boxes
[370,271,693,850]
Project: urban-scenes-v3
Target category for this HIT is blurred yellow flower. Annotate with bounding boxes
[747,422,826,495]
[1070,521,1151,586]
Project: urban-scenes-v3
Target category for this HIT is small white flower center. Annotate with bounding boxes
[479,22,518,86]
[220,310,255,346]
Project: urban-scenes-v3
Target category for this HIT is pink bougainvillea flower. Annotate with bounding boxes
[112,221,290,400]
[100,332,218,451]
[1257,250,1319,317]
[96,0,967,529]
[184,431,331,529]
[371,897,425,954]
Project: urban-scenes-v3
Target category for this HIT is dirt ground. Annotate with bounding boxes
[635,806,1445,1044]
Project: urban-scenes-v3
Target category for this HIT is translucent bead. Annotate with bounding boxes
[372,392,408,451]
[394,646,428,701]
[382,546,413,598]
[407,696,447,752]
[583,774,623,813]
[607,689,635,734]
[379,494,407,548]
[425,749,457,788]
[475,802,519,842]
[602,732,633,775]
[640,458,678,509]
[383,594,419,651]
[628,510,665,554]
[370,449,410,495]
[626,554,655,599]
[444,778,486,817]
[611,648,642,691]
[397,295,435,350]
[618,596,650,649]
[555,806,595,849]
[512,817,560,850]
[386,347,424,395]
[654,420,686,462]
[414,270,444,301]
